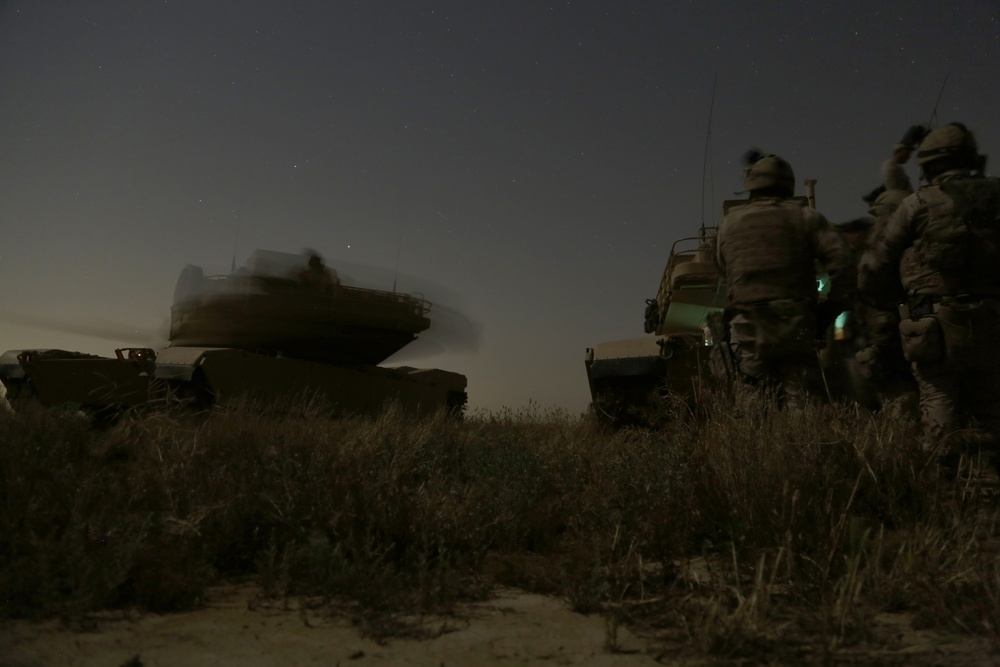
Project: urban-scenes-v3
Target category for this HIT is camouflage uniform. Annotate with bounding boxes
[860,124,1000,453]
[880,155,913,192]
[881,132,924,193]
[853,190,918,409]
[864,130,922,207]
[714,156,855,406]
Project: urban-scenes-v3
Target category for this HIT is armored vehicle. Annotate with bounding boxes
[584,229,726,425]
[585,185,830,425]
[1,250,467,417]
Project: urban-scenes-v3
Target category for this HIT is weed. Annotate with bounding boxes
[1,385,997,662]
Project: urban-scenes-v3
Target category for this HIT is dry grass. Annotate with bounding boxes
[1,386,998,661]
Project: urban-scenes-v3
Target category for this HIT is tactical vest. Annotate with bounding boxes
[718,199,818,305]
[915,177,1000,296]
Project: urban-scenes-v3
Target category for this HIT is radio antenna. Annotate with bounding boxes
[230,180,245,274]
[927,74,948,129]
[700,73,718,239]
[392,241,400,293]
[392,216,404,293]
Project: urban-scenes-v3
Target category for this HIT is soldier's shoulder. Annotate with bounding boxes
[719,199,759,225]
[939,175,1000,204]
[721,198,752,215]
[910,183,941,203]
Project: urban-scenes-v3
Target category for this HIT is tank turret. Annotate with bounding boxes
[169,251,432,365]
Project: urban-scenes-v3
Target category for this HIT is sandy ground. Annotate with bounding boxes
[1,584,997,667]
[1,585,657,667]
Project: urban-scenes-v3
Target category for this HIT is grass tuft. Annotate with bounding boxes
[1,386,998,660]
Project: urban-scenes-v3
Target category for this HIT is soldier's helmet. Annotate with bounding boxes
[744,155,795,195]
[916,123,978,166]
[868,189,909,217]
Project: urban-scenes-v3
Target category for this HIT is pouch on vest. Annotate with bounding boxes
[898,316,943,363]
[916,202,968,273]
[935,300,985,362]
[748,299,815,362]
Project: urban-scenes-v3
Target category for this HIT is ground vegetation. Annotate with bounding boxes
[1,387,997,663]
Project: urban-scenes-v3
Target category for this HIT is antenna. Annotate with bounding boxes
[230,228,240,275]
[927,74,948,129]
[700,73,718,239]
[392,218,404,293]
[231,179,245,275]
[392,245,400,293]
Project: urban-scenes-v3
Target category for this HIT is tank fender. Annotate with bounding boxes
[585,336,670,381]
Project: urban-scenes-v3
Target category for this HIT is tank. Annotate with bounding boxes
[1,250,467,417]
[584,227,727,426]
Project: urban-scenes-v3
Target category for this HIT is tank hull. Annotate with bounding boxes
[0,347,467,417]
[155,347,467,416]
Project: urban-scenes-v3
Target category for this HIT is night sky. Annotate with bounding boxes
[1,1,997,413]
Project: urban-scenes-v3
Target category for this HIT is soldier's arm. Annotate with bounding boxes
[859,200,915,306]
[881,163,911,192]
[879,161,893,188]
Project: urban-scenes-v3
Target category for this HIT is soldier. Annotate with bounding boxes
[835,216,874,254]
[821,216,875,404]
[860,123,1000,467]
[714,155,855,407]
[298,252,340,294]
[853,190,918,410]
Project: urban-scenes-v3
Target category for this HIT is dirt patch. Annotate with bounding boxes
[2,584,997,667]
[0,584,654,667]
